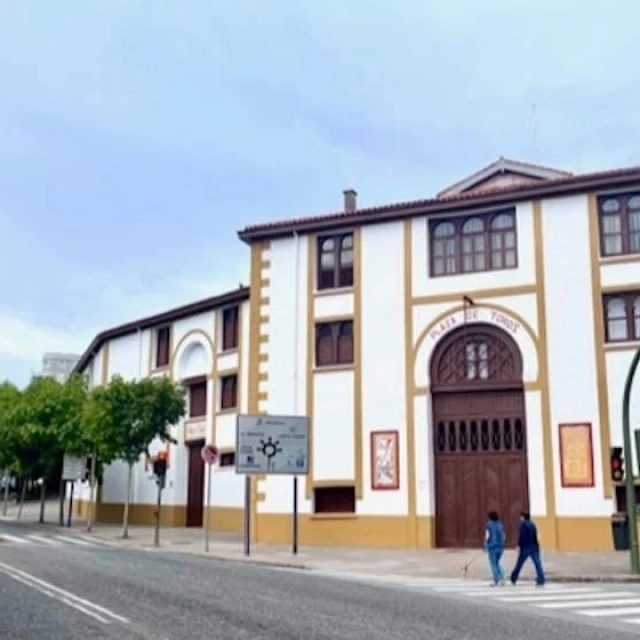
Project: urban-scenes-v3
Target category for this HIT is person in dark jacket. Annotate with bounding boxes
[510,511,545,586]
[484,511,506,586]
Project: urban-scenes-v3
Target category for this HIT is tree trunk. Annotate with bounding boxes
[87,452,97,532]
[122,462,133,539]
[17,479,26,520]
[2,468,9,516]
[58,477,65,526]
[39,479,46,523]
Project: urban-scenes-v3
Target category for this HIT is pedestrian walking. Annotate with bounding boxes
[484,511,506,586]
[510,511,545,586]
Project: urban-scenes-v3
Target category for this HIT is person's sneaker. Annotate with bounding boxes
[499,579,506,587]
[536,583,545,587]
[510,579,517,586]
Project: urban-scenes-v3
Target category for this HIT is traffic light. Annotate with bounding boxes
[153,458,167,479]
[611,446,624,483]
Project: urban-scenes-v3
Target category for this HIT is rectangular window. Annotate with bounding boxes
[155,326,170,368]
[315,321,353,367]
[599,192,640,257]
[429,209,517,277]
[603,291,640,342]
[317,233,354,290]
[314,486,355,514]
[220,374,238,410]
[189,380,207,418]
[222,306,239,351]
[219,451,236,467]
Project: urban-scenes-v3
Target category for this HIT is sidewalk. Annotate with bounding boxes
[4,500,638,583]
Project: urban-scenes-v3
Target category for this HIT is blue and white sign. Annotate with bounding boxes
[235,414,309,475]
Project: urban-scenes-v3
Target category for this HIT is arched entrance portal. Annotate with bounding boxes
[430,323,529,548]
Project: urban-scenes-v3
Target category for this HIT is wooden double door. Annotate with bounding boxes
[187,441,205,527]
[433,389,529,548]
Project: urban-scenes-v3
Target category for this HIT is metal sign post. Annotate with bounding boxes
[236,414,309,557]
[201,445,219,553]
[67,482,74,527]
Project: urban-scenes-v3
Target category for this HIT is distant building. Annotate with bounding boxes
[42,353,80,383]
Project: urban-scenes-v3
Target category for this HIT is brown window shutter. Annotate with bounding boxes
[189,381,207,417]
[156,327,170,368]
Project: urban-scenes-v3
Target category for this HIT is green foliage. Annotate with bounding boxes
[11,375,89,482]
[84,375,186,466]
[0,381,21,471]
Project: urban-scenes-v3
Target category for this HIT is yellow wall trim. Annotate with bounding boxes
[403,220,418,547]
[604,342,640,352]
[169,329,216,378]
[313,287,354,299]
[412,283,536,306]
[588,193,613,499]
[532,200,558,548]
[353,227,363,500]
[600,254,640,266]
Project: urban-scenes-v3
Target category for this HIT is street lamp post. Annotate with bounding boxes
[622,344,640,574]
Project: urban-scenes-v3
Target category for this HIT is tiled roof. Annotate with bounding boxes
[238,163,640,243]
[73,286,249,375]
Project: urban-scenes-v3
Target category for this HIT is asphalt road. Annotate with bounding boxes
[0,520,638,640]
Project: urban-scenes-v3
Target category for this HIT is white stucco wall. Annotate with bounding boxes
[359,221,408,515]
[542,194,612,516]
[257,236,310,515]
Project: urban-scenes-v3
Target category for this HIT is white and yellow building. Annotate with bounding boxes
[77,157,640,551]
[74,287,250,531]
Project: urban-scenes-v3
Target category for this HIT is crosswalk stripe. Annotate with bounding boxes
[579,606,640,617]
[27,535,61,546]
[53,536,94,547]
[433,586,592,597]
[622,618,640,625]
[74,534,118,547]
[1,534,32,544]
[495,589,609,602]
[540,597,640,609]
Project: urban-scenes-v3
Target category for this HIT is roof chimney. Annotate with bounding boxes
[343,188,357,212]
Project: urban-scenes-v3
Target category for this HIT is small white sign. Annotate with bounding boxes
[185,420,206,443]
[236,414,309,475]
[62,454,86,481]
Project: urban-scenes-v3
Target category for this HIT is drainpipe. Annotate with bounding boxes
[292,230,301,554]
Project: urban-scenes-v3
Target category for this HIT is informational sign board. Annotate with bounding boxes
[236,414,309,475]
[62,454,86,481]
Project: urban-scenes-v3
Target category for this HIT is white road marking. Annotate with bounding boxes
[0,567,111,623]
[74,534,119,547]
[54,535,94,547]
[1,533,32,544]
[434,586,593,597]
[579,606,640,617]
[496,589,614,602]
[27,535,61,546]
[0,561,129,624]
[540,597,640,609]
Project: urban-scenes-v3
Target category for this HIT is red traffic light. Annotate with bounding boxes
[612,459,621,470]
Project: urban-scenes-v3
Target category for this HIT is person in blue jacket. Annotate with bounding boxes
[510,511,546,586]
[484,511,506,586]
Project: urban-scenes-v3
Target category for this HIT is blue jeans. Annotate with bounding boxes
[487,548,505,584]
[510,546,545,585]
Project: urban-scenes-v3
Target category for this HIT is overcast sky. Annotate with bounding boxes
[1,1,639,386]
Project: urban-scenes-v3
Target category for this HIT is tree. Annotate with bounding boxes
[13,375,89,523]
[0,381,21,515]
[84,375,186,538]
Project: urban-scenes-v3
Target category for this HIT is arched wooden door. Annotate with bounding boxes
[430,324,529,548]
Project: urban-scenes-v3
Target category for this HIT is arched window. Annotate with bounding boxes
[629,196,640,253]
[606,297,628,341]
[490,213,516,269]
[429,209,518,277]
[461,218,485,272]
[634,296,640,339]
[317,233,354,290]
[598,193,640,257]
[432,222,456,275]
[339,235,354,286]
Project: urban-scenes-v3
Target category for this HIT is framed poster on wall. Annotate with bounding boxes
[371,430,400,490]
[559,422,595,488]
